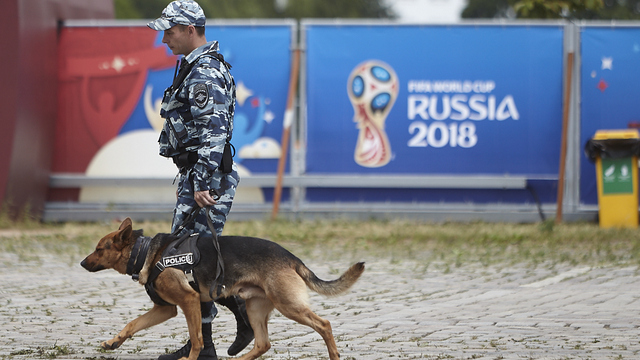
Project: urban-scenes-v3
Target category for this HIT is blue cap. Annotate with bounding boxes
[147,1,206,31]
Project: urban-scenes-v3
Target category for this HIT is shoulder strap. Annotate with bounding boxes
[210,51,232,70]
[208,51,234,143]
[170,49,229,91]
[144,259,173,306]
[172,59,196,90]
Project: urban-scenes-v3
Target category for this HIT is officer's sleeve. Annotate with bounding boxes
[187,64,230,192]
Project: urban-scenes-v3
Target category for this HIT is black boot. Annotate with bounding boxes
[217,296,254,356]
[199,321,218,360]
[157,322,217,360]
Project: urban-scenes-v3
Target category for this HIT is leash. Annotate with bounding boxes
[171,189,225,299]
[126,190,226,306]
[171,189,220,236]
[204,207,225,299]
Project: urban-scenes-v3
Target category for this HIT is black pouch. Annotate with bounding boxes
[173,152,198,169]
[220,142,235,174]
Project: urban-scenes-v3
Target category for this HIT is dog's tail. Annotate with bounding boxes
[296,262,365,296]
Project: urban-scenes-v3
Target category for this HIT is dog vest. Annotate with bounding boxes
[127,233,211,306]
[146,233,202,306]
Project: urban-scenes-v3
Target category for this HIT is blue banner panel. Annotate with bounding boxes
[56,23,294,205]
[305,24,565,176]
[580,26,640,205]
[120,24,293,176]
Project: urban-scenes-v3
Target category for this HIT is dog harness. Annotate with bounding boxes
[148,232,202,306]
[126,233,201,306]
[126,206,225,306]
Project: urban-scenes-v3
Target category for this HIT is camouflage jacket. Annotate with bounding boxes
[159,41,236,192]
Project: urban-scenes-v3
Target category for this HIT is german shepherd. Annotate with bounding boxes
[80,218,365,360]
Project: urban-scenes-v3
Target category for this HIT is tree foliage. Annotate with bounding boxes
[461,0,514,18]
[513,0,604,18]
[462,0,640,19]
[115,0,395,20]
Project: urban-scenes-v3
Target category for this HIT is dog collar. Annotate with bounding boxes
[126,235,152,281]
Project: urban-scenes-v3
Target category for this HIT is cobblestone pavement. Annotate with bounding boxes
[1,250,640,359]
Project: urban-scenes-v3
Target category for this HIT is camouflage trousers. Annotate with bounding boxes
[170,168,239,238]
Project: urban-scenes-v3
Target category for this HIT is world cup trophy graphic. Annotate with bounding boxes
[347,60,399,168]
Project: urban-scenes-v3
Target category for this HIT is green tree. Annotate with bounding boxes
[462,0,640,19]
[513,0,603,18]
[114,0,142,18]
[115,0,395,20]
[461,0,513,18]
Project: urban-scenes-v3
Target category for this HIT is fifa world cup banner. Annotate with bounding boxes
[304,24,565,203]
[53,23,293,204]
[579,26,640,205]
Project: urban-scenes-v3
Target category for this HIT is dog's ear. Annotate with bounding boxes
[119,217,133,231]
[114,218,133,249]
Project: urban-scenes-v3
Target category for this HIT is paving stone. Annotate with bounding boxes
[2,253,640,359]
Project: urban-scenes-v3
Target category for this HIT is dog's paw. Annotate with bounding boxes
[101,340,120,350]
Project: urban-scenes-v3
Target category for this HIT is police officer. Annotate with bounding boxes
[148,1,253,359]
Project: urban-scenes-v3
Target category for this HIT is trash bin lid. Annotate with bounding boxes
[593,129,640,140]
[585,129,640,162]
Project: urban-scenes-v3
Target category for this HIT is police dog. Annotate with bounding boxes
[80,218,364,360]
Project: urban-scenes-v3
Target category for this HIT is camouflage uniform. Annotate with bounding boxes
[149,4,253,360]
[159,40,239,237]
